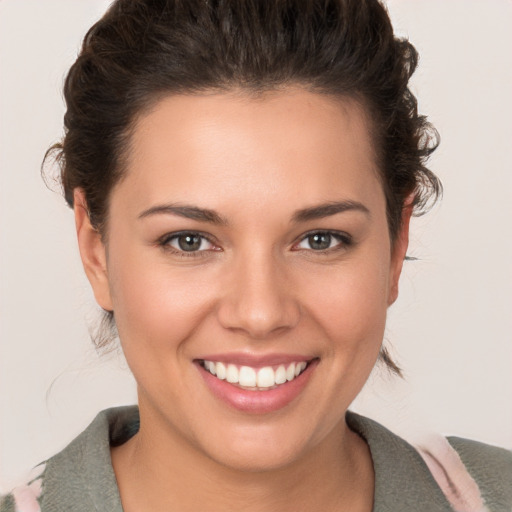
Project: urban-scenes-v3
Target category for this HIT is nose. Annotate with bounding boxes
[216,252,301,339]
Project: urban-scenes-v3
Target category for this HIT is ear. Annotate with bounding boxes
[74,189,113,311]
[387,199,413,306]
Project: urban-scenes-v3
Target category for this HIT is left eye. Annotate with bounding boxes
[295,232,349,251]
[164,233,215,252]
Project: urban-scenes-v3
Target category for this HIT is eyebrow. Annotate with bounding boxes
[138,199,370,225]
[291,200,370,223]
[138,204,228,225]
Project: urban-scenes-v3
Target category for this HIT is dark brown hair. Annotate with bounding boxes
[46,0,441,372]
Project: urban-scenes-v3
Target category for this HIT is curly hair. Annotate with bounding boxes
[45,0,441,372]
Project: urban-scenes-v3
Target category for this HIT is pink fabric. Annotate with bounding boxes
[10,465,44,512]
[417,436,488,512]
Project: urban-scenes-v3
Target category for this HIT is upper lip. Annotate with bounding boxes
[195,352,315,368]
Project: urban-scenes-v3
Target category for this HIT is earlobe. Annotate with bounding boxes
[74,189,113,311]
[387,200,413,306]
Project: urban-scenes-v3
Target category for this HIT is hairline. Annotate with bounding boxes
[98,84,395,246]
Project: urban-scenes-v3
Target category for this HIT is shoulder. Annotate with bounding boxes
[347,411,512,511]
[448,437,512,511]
[0,495,15,512]
[1,406,138,512]
[415,433,512,512]
[0,465,45,512]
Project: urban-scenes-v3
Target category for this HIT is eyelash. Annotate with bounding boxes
[157,230,353,257]
[292,230,353,253]
[157,231,218,258]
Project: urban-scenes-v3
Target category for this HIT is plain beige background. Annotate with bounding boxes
[1,0,511,486]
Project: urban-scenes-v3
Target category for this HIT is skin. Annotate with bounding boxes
[75,89,411,511]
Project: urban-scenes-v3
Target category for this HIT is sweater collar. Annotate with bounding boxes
[346,411,452,511]
[41,406,451,512]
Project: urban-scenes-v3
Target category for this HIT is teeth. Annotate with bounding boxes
[216,362,226,380]
[257,367,275,388]
[202,360,309,390]
[207,361,216,375]
[239,366,256,387]
[275,365,287,385]
[295,361,307,376]
[226,364,238,383]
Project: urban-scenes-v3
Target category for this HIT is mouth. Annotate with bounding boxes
[195,356,318,414]
[198,359,310,391]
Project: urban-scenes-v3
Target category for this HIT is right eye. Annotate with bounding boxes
[160,232,216,254]
[292,230,352,253]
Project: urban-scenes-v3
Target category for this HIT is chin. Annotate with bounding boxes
[205,438,307,473]
[191,417,329,474]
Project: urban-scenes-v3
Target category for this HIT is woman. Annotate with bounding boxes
[1,1,511,511]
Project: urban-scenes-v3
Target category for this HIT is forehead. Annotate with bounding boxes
[116,89,384,218]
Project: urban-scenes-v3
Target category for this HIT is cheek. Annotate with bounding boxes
[106,248,218,355]
[299,255,390,355]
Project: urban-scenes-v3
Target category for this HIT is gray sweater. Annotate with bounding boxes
[1,406,511,511]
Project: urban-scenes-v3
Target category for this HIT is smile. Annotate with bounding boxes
[200,360,309,390]
[196,356,318,413]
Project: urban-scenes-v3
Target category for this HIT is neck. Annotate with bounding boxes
[111,403,374,512]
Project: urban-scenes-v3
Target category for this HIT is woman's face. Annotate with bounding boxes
[77,89,409,471]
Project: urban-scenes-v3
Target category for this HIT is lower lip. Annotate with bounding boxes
[196,360,317,414]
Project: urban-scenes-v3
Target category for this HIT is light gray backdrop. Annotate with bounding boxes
[1,0,511,486]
